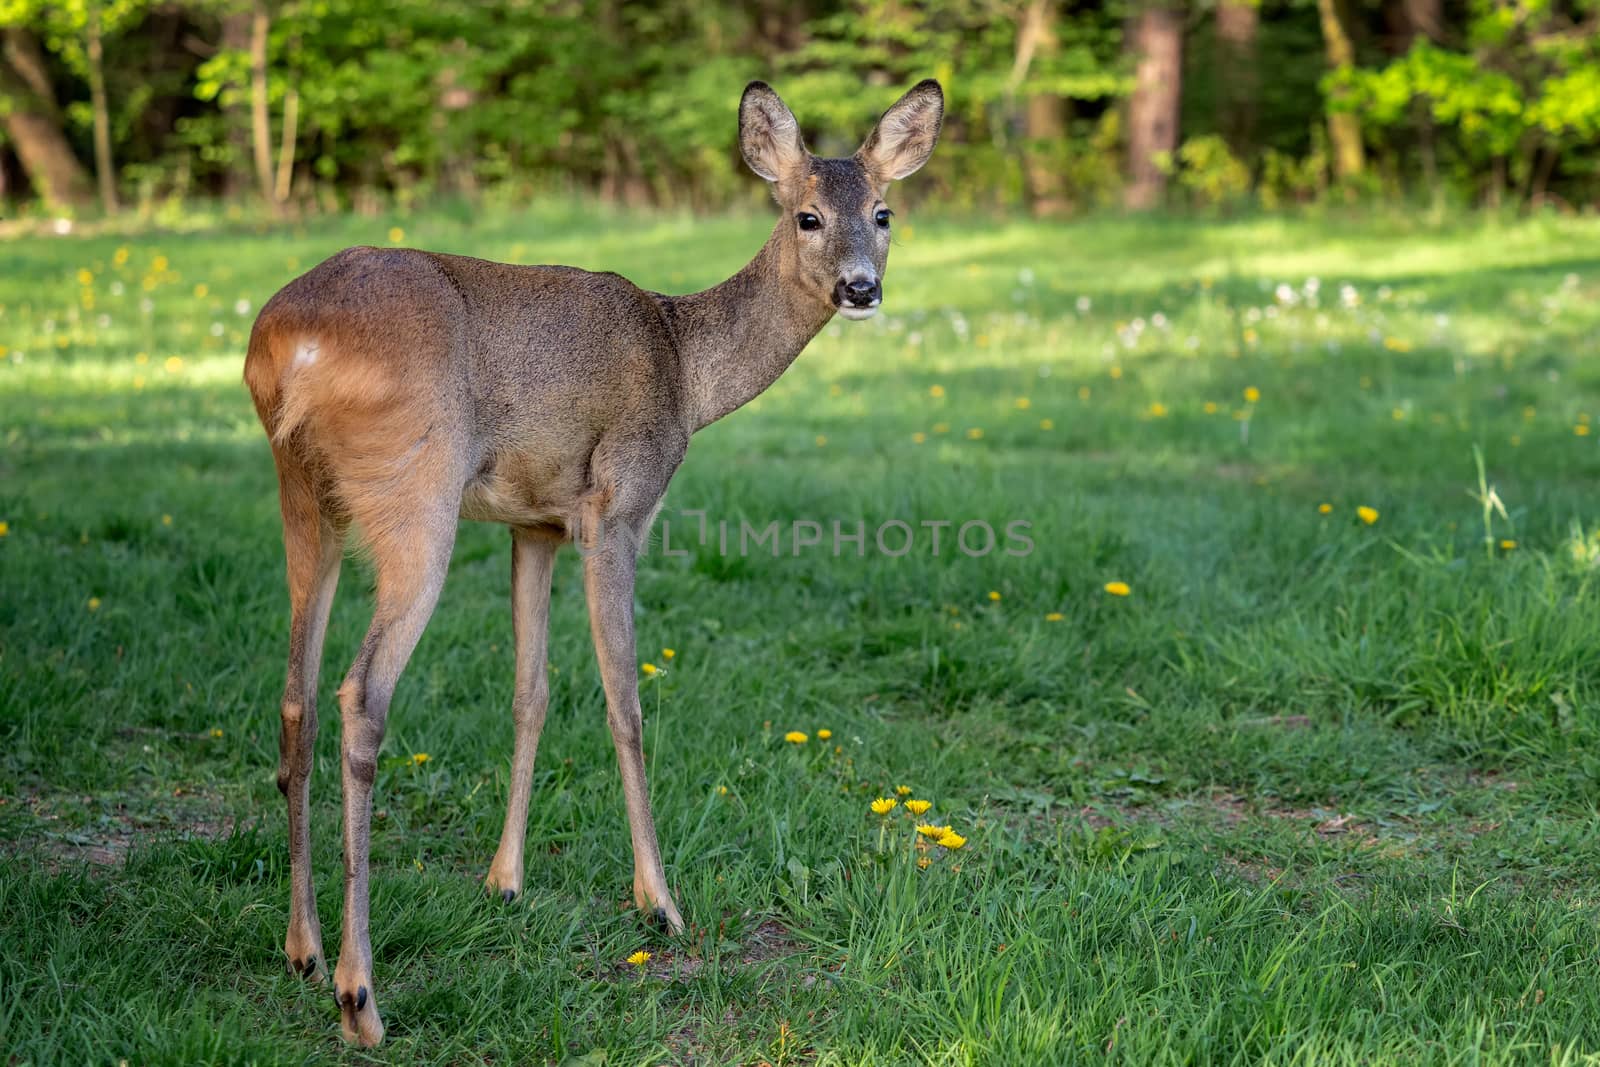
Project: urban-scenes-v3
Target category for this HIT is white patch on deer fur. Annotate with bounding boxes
[292,339,320,369]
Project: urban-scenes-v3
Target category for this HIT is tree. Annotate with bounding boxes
[1007,0,1070,216]
[0,25,93,210]
[1125,0,1184,210]
[1214,0,1258,161]
[1316,0,1365,180]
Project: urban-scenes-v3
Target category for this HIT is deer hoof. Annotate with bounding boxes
[500,888,516,904]
[335,984,383,1046]
[289,954,319,979]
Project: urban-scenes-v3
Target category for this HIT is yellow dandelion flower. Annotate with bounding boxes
[1500,539,1517,550]
[929,384,945,398]
[641,662,658,675]
[151,255,169,272]
[895,785,913,796]
[966,427,983,440]
[388,227,405,244]
[1109,366,1123,380]
[1357,506,1379,525]
[870,797,898,815]
[1015,397,1031,410]
[987,590,1001,602]
[1204,401,1219,414]
[932,422,949,435]
[1078,386,1092,400]
[917,823,952,838]
[411,752,430,765]
[1318,503,1333,515]
[193,283,208,299]
[784,731,808,744]
[828,383,843,397]
[661,648,675,660]
[1383,337,1413,352]
[1392,408,1407,421]
[717,785,729,796]
[1576,425,1590,437]
[1039,418,1054,430]
[1148,402,1168,418]
[1243,386,1260,403]
[161,514,172,526]
[817,728,832,740]
[626,950,651,966]
[1243,329,1259,345]
[937,831,967,849]
[905,799,932,815]
[76,268,93,286]
[87,597,101,612]
[164,356,183,374]
[1045,612,1064,622]
[0,521,9,538]
[1104,581,1131,597]
[210,728,224,739]
[815,435,828,447]
[912,431,927,444]
[113,247,129,266]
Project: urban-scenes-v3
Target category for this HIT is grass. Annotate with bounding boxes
[3,204,1600,1065]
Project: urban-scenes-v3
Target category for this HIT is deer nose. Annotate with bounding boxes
[835,277,881,308]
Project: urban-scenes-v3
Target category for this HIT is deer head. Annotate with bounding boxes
[739,79,944,320]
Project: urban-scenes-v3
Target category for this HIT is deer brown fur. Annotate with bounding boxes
[244,79,942,1045]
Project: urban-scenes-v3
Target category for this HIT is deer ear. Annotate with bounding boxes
[856,79,944,185]
[739,82,807,185]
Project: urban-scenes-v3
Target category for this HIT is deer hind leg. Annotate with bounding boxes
[330,506,458,1047]
[485,527,558,902]
[274,452,345,983]
[583,531,685,934]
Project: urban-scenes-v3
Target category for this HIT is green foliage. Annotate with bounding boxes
[1,0,1598,215]
[1174,133,1251,207]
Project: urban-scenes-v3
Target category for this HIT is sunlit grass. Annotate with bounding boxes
[3,207,1600,1064]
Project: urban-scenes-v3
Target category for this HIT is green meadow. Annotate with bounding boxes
[3,206,1600,1065]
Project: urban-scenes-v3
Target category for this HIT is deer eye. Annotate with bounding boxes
[875,209,893,228]
[797,212,822,231]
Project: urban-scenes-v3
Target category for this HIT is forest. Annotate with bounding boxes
[0,0,1596,216]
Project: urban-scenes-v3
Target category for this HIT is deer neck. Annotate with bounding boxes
[667,221,836,432]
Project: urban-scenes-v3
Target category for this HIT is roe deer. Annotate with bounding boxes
[243,79,943,1045]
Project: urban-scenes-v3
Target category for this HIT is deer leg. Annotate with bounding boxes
[275,463,344,983]
[331,517,456,1047]
[583,537,685,934]
[485,528,557,901]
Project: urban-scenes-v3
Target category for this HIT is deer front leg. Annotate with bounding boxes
[485,528,557,902]
[582,538,685,934]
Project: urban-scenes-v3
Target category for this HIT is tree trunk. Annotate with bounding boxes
[0,27,94,210]
[1401,0,1443,45]
[1316,0,1365,180]
[85,4,119,214]
[220,7,253,198]
[249,1,276,208]
[1215,0,1258,161]
[1006,0,1071,216]
[1125,2,1184,211]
